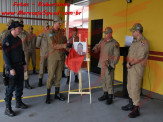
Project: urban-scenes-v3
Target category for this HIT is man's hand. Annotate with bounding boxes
[91,49,94,54]
[10,69,16,76]
[66,43,73,48]
[127,63,131,69]
[24,65,27,72]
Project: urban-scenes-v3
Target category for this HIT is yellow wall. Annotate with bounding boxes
[89,0,163,95]
[0,2,65,71]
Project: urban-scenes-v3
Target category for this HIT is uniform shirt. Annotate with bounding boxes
[93,38,120,69]
[18,30,29,51]
[2,33,26,70]
[25,33,37,52]
[68,35,79,43]
[44,29,67,60]
[128,35,149,66]
[0,29,10,43]
[36,32,49,56]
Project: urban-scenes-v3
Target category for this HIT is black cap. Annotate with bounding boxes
[8,21,24,30]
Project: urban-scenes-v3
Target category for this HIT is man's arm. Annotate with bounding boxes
[2,40,13,70]
[108,42,120,68]
[129,42,149,66]
[49,35,67,50]
[92,39,102,53]
[36,34,43,48]
[51,43,67,49]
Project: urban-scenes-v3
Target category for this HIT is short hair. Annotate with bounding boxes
[77,43,83,49]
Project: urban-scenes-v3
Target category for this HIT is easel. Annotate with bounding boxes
[68,35,92,104]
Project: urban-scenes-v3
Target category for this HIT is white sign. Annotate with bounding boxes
[125,36,134,47]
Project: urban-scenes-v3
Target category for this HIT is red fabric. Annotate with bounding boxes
[65,47,85,73]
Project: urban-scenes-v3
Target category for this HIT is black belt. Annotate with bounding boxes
[12,62,23,67]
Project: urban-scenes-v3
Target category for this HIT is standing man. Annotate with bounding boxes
[36,22,50,87]
[92,27,120,105]
[26,26,37,74]
[121,23,149,118]
[18,19,32,89]
[23,26,37,89]
[45,16,67,104]
[66,27,79,84]
[2,21,28,117]
[0,19,14,78]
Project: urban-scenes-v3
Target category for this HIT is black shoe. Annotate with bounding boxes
[121,98,134,111]
[128,106,140,118]
[25,79,33,89]
[66,76,70,84]
[106,94,113,105]
[38,78,43,87]
[16,101,28,109]
[33,67,36,74]
[46,89,51,104]
[55,87,65,101]
[5,104,15,117]
[55,93,66,101]
[98,92,108,101]
[62,70,66,78]
[74,76,79,83]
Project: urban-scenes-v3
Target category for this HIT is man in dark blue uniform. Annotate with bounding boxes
[2,21,28,117]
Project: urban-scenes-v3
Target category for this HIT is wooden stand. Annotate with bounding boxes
[68,58,92,104]
[68,36,91,104]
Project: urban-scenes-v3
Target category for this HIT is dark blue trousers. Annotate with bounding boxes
[4,65,24,104]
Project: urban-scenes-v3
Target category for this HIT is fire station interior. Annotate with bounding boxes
[0,0,163,122]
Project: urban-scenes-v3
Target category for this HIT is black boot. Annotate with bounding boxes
[121,98,134,111]
[5,103,15,117]
[74,75,79,83]
[62,70,66,78]
[98,92,108,101]
[44,66,48,73]
[106,94,113,105]
[128,106,140,118]
[46,89,51,104]
[38,78,43,87]
[3,65,5,77]
[55,87,65,101]
[33,67,36,74]
[25,79,33,89]
[66,76,70,84]
[16,100,28,109]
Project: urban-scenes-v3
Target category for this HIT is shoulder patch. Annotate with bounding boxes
[1,32,4,36]
[141,41,146,46]
[49,34,53,37]
[5,42,10,46]
[115,42,119,48]
[37,36,41,40]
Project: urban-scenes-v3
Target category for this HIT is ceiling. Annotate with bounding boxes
[66,0,110,6]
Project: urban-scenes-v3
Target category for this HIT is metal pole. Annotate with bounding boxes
[66,6,70,41]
